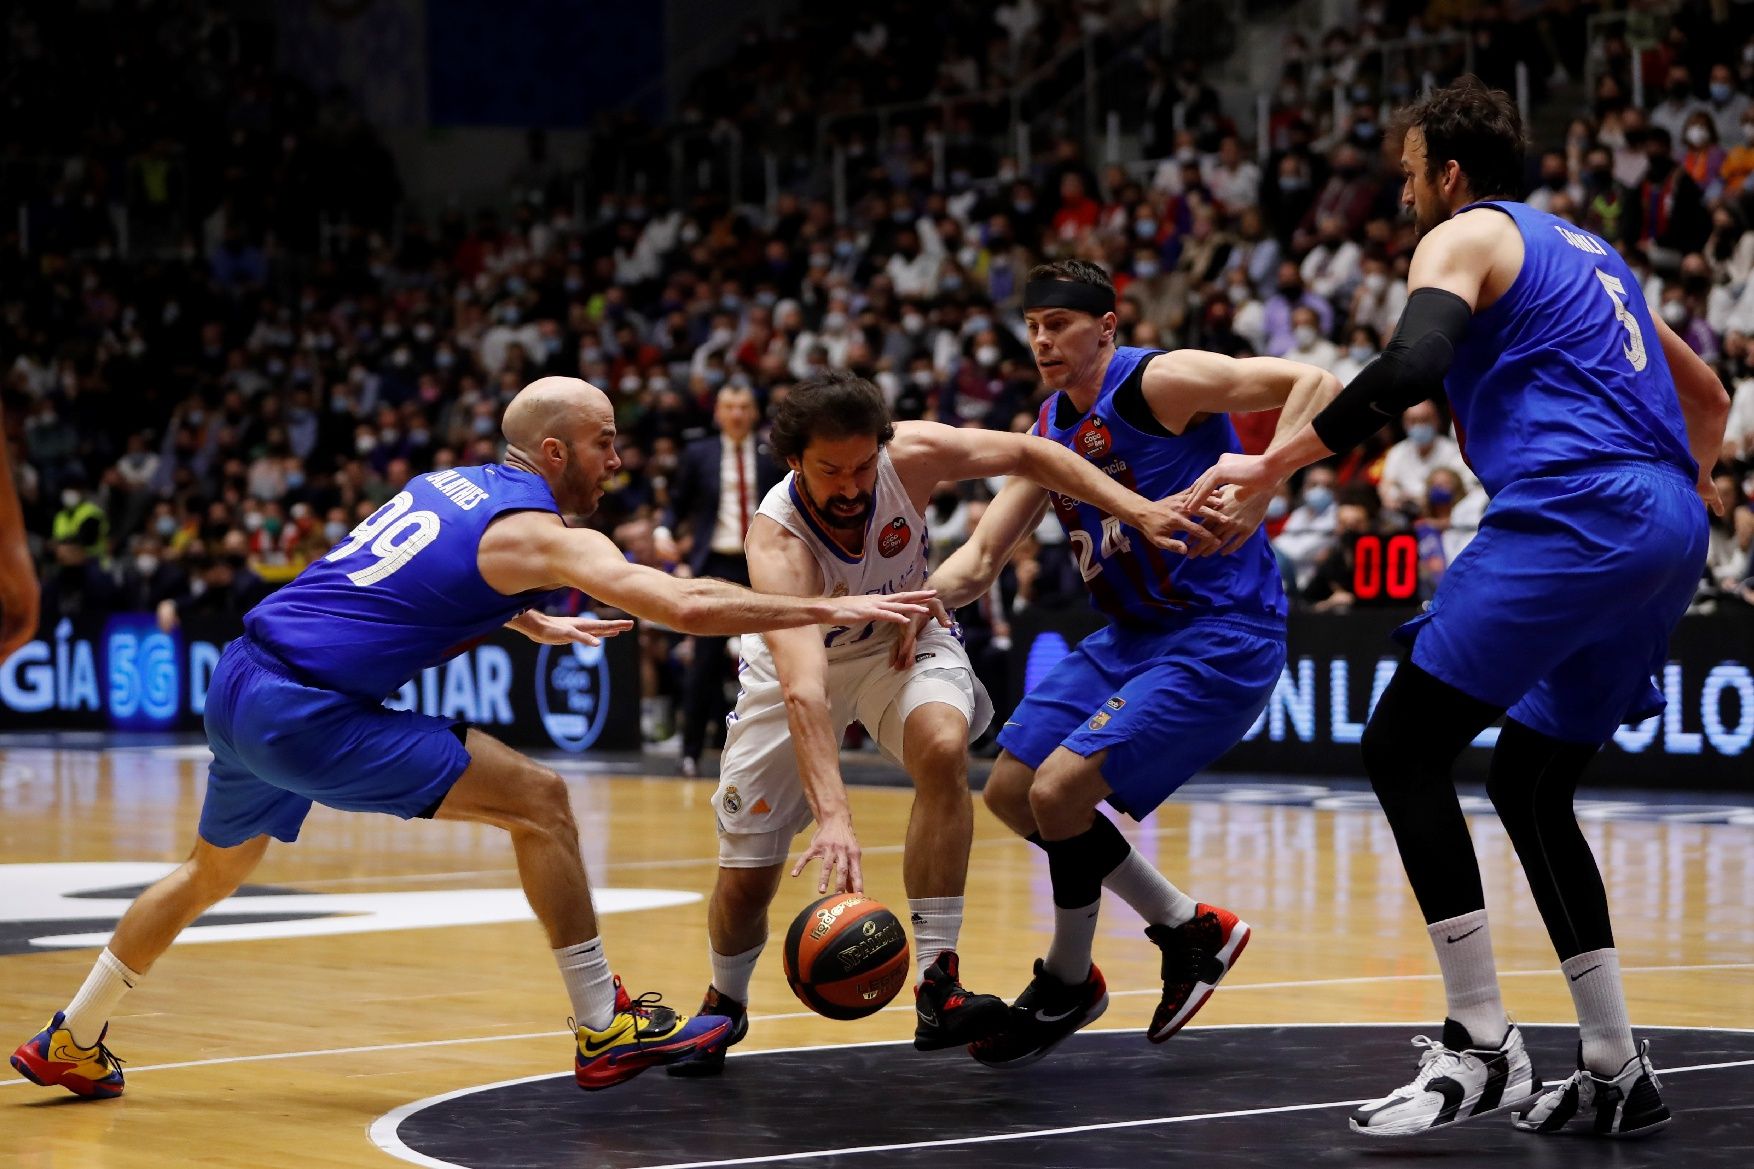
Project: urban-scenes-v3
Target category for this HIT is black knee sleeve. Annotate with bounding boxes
[1040,813,1131,909]
[1487,719,1612,959]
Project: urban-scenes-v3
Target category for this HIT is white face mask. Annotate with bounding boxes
[1686,125,1712,148]
[1660,300,1689,326]
[1364,272,1389,293]
[975,345,1001,366]
[1293,324,1319,349]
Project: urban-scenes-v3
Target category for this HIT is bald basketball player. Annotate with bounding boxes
[10,377,935,1099]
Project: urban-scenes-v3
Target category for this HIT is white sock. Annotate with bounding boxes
[1563,948,1637,1075]
[62,949,143,1049]
[1101,848,1197,927]
[555,937,617,1031]
[1427,909,1508,1047]
[709,942,763,1006]
[907,896,964,978]
[1043,900,1100,985]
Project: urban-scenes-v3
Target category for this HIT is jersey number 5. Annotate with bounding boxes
[1594,269,1648,372]
[1067,514,1133,582]
[325,491,441,586]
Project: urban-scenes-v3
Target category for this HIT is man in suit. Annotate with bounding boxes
[659,385,783,776]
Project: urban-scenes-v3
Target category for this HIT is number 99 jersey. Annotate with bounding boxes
[244,465,565,699]
[1443,201,1697,494]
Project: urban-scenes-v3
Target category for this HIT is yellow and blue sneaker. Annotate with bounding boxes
[11,1012,126,1099]
[574,976,731,1091]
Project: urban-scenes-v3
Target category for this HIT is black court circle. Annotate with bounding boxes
[373,1024,1754,1169]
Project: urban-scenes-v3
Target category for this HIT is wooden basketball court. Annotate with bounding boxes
[3,741,1751,1167]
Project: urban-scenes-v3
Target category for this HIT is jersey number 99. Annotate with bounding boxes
[325,491,442,586]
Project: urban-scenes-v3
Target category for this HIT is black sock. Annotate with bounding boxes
[1361,662,1506,924]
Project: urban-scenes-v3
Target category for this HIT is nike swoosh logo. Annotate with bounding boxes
[578,1025,633,1058]
[1032,1004,1084,1024]
[1568,964,1601,982]
[48,1044,98,1065]
[1445,925,1484,944]
[1002,721,1020,728]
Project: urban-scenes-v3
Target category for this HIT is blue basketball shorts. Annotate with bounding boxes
[197,638,474,848]
[1396,459,1709,745]
[996,613,1286,818]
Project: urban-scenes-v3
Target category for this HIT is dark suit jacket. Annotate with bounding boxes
[667,435,784,576]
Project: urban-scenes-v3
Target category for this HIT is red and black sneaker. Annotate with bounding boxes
[1145,902,1250,1042]
[969,960,1108,1068]
[913,951,1008,1051]
[664,984,749,1078]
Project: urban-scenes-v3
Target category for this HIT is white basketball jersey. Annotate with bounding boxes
[744,447,930,664]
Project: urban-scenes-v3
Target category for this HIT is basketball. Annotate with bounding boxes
[782,893,910,1020]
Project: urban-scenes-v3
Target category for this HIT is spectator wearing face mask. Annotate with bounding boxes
[1121,247,1177,332]
[1680,112,1727,203]
[1347,251,1406,340]
[1636,126,1711,268]
[1283,306,1340,372]
[1300,213,1363,304]
[1659,285,1719,360]
[117,535,188,611]
[1272,464,1341,589]
[1301,492,1383,612]
[1262,260,1334,356]
[1703,64,1751,145]
[1580,145,1640,247]
[1723,369,1754,462]
[1704,204,1754,289]
[1525,150,1583,215]
[1378,402,1478,514]
[1702,471,1754,604]
[1294,143,1377,254]
[1331,325,1380,384]
[1413,467,1476,596]
[1651,66,1709,146]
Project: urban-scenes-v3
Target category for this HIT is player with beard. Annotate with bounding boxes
[1189,77,1729,1138]
[918,260,1341,1070]
[666,369,1221,1075]
[11,377,937,1099]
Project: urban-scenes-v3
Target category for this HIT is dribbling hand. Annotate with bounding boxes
[793,815,863,894]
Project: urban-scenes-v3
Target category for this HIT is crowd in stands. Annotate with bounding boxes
[5,1,1754,742]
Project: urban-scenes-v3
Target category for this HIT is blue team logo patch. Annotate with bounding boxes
[536,640,612,752]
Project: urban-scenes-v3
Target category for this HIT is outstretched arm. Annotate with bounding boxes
[888,420,1216,555]
[478,511,933,635]
[1188,214,1491,502]
[745,519,863,894]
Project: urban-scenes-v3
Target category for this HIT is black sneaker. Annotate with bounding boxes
[1513,1040,1670,1138]
[913,951,1008,1051]
[1144,903,1250,1042]
[664,985,748,1078]
[968,959,1108,1069]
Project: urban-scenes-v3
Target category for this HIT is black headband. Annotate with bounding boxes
[1023,279,1116,316]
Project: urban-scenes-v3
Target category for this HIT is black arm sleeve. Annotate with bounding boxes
[1310,287,1473,455]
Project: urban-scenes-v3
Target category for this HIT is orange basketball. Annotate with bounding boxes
[782,893,910,1020]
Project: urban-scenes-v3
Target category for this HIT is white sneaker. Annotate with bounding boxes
[1350,1019,1541,1137]
[1513,1040,1670,1138]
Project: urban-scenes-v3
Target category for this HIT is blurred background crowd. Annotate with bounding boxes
[4,0,1753,754]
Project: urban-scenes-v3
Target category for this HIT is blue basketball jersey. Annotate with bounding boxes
[245,464,563,699]
[1033,346,1287,625]
[1445,201,1697,495]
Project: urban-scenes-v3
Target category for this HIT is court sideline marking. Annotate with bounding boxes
[2,963,1748,1083]
[365,1025,1754,1169]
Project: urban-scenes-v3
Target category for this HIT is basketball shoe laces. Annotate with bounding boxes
[1405,1034,1474,1089]
[573,991,680,1050]
[1157,914,1216,991]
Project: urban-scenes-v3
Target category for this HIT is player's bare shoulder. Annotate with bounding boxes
[477,508,570,594]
